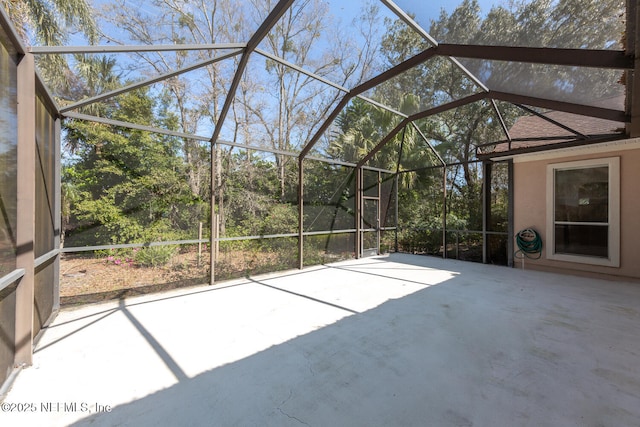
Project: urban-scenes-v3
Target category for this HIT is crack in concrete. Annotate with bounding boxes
[302,351,316,376]
[278,407,310,426]
[277,390,310,426]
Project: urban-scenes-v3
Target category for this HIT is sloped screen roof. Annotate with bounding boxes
[20,0,632,168]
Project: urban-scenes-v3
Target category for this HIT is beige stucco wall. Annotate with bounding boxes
[512,140,640,282]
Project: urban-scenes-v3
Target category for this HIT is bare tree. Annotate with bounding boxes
[240,0,384,199]
[98,0,250,200]
[95,0,384,232]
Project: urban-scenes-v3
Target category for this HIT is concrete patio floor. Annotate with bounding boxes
[1,253,640,426]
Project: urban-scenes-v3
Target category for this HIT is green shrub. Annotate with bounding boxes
[133,245,176,267]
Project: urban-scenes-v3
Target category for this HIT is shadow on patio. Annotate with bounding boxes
[3,254,640,426]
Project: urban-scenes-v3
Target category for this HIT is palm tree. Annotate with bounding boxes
[1,0,97,45]
[1,0,99,91]
[330,95,429,177]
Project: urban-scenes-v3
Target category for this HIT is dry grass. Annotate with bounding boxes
[59,248,298,307]
[60,250,209,306]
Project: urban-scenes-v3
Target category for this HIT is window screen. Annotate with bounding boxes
[554,166,609,257]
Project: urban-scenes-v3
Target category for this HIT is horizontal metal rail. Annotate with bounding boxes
[0,269,25,294]
[448,229,509,236]
[400,227,508,236]
[554,221,608,226]
[29,43,247,54]
[34,249,60,269]
[63,112,394,174]
[302,229,356,236]
[62,239,206,253]
[62,227,399,254]
[215,233,298,242]
[61,227,397,254]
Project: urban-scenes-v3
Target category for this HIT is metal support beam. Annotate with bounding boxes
[63,112,397,173]
[379,0,439,46]
[53,117,61,311]
[210,143,216,285]
[299,96,351,159]
[478,133,627,159]
[15,53,36,366]
[358,95,408,118]
[482,161,492,264]
[514,104,588,139]
[436,44,634,69]
[357,93,486,170]
[393,129,404,255]
[411,122,446,167]
[247,1,296,51]
[64,112,297,157]
[442,165,447,259]
[379,0,489,92]
[394,174,399,253]
[350,47,438,95]
[210,0,295,146]
[398,159,485,173]
[299,44,440,160]
[489,91,628,123]
[256,48,350,93]
[0,270,25,294]
[29,43,247,54]
[409,92,488,122]
[357,119,409,168]
[377,170,382,255]
[60,50,242,113]
[298,158,304,269]
[447,57,490,92]
[35,73,62,117]
[491,100,511,144]
[0,7,26,55]
[355,167,362,259]
[507,159,515,267]
[307,77,623,175]
[627,0,640,136]
[300,39,558,164]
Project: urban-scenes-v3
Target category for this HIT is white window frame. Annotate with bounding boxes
[546,157,620,267]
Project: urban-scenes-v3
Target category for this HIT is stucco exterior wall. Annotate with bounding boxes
[512,140,640,281]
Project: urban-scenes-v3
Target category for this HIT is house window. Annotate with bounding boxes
[546,157,619,267]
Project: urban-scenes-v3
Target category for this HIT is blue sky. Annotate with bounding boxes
[87,0,505,45]
[407,0,500,15]
[388,0,503,28]
[326,0,504,40]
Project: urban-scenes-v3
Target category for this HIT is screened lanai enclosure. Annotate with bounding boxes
[1,0,640,403]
